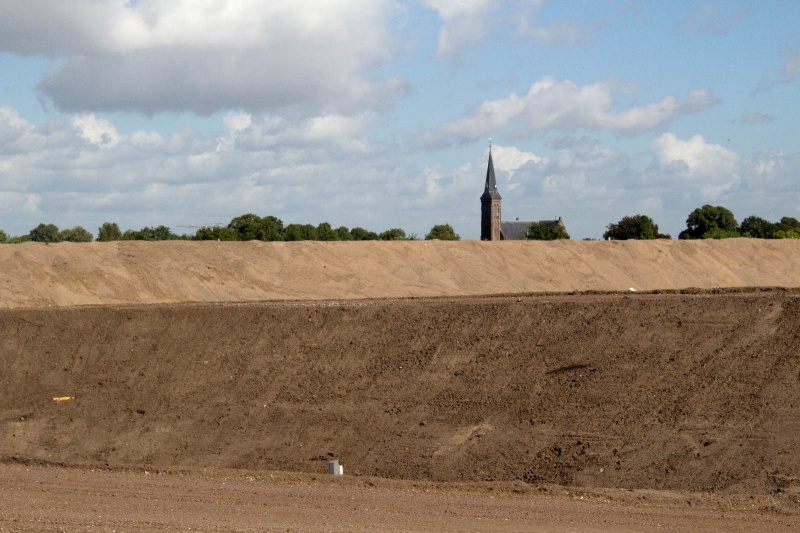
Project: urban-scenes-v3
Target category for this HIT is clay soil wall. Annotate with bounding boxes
[2,286,800,493]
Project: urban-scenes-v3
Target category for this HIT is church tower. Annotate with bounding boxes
[480,142,502,240]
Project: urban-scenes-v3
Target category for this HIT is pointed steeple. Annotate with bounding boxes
[480,140,503,240]
[481,141,501,200]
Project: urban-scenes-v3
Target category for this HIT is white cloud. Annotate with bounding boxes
[649,133,741,199]
[422,0,499,58]
[491,145,541,173]
[72,114,121,148]
[231,112,379,155]
[223,112,252,133]
[0,0,405,115]
[1,100,799,242]
[423,78,718,147]
[0,106,47,153]
[0,104,403,236]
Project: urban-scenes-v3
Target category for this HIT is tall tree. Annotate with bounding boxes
[350,227,378,240]
[603,215,670,240]
[379,228,407,240]
[193,226,238,241]
[97,222,122,241]
[679,205,739,239]
[261,215,285,241]
[227,213,264,241]
[425,224,460,240]
[59,226,93,242]
[739,216,776,239]
[316,222,339,241]
[336,226,353,241]
[284,223,318,241]
[29,223,61,243]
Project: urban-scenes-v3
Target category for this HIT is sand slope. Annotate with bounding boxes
[1,239,799,308]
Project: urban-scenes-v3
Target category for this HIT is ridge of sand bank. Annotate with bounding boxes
[1,239,798,307]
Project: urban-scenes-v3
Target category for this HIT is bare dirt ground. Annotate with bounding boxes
[2,240,800,531]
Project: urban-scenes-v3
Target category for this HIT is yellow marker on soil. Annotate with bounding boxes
[52,396,75,402]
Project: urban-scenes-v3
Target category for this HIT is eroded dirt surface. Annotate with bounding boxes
[4,289,800,493]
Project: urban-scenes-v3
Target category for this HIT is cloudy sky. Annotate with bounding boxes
[1,1,798,240]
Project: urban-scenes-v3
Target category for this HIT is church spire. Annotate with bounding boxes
[480,139,502,240]
[481,140,501,200]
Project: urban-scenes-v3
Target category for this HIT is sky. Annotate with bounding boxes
[0,0,798,240]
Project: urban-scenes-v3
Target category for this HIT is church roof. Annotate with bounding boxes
[480,148,501,200]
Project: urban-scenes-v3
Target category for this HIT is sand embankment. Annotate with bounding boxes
[1,239,798,308]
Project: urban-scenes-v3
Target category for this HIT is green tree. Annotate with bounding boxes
[603,215,670,240]
[336,226,353,241]
[29,223,61,243]
[261,215,285,241]
[777,217,800,233]
[227,213,284,241]
[773,229,800,239]
[425,224,460,240]
[193,226,239,241]
[739,216,776,239]
[228,213,264,241]
[284,223,318,241]
[145,225,177,240]
[97,222,122,241]
[316,222,339,241]
[0,230,8,244]
[679,205,739,239]
[350,227,378,240]
[527,222,570,240]
[122,225,177,241]
[59,226,93,242]
[379,228,407,240]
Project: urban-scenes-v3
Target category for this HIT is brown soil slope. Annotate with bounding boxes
[3,289,800,494]
[2,239,800,308]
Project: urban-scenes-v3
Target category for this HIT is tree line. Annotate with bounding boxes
[0,215,461,244]
[602,205,800,241]
[1,205,797,244]
[523,205,800,241]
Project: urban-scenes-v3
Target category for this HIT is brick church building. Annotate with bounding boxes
[480,144,565,240]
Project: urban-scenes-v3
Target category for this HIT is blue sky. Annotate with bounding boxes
[1,0,798,240]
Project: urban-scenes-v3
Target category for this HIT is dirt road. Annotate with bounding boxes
[3,462,799,532]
